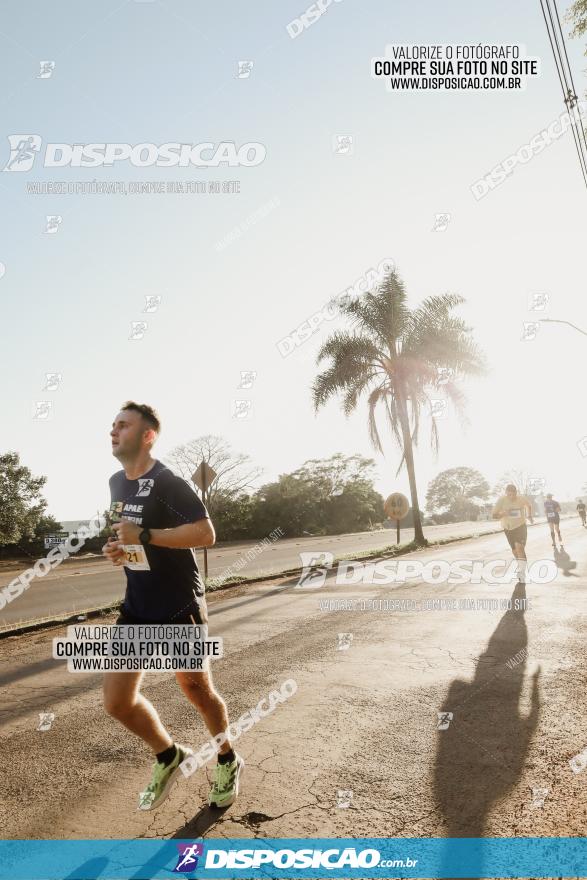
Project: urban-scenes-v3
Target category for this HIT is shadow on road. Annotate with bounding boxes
[433,581,540,869]
[554,545,578,577]
[112,806,227,880]
[171,804,229,838]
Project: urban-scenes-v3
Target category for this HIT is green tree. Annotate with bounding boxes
[249,454,384,537]
[8,513,64,557]
[211,492,254,541]
[250,473,317,537]
[568,1,587,40]
[0,452,51,545]
[426,467,490,522]
[312,269,486,546]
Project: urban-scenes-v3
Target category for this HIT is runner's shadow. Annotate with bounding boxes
[433,582,540,866]
[61,856,109,880]
[553,546,578,577]
[121,807,228,880]
[171,803,230,837]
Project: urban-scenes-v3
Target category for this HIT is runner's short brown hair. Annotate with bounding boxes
[120,401,161,434]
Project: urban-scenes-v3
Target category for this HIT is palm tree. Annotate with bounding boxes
[312,268,486,546]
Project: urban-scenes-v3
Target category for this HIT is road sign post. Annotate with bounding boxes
[384,492,410,545]
[191,461,218,580]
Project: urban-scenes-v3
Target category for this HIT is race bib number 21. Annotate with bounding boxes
[122,544,151,571]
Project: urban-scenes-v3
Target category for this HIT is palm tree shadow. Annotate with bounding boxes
[433,582,540,872]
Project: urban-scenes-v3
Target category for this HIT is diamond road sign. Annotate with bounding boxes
[191,461,217,492]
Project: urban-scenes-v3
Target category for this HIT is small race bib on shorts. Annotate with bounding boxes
[122,544,151,570]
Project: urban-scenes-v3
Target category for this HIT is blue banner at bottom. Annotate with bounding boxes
[1,837,586,879]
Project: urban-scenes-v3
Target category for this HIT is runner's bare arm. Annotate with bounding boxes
[491,500,503,519]
[113,516,215,549]
[149,519,216,549]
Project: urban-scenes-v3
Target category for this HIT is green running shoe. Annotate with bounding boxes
[138,744,193,812]
[208,753,244,808]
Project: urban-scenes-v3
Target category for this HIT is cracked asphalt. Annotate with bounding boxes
[1,520,587,841]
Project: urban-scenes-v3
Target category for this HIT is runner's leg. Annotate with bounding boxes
[513,539,527,583]
[175,669,232,754]
[103,671,173,753]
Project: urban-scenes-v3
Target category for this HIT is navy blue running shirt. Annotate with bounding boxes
[109,460,209,622]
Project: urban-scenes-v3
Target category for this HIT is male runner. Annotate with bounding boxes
[102,401,243,811]
[492,484,534,584]
[544,494,562,547]
[577,499,586,527]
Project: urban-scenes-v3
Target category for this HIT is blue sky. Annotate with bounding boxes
[1,0,586,520]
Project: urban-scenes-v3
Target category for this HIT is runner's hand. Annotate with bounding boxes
[103,536,125,566]
[112,519,141,544]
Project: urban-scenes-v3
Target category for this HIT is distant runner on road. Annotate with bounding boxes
[102,401,243,813]
[544,494,562,547]
[577,499,586,527]
[492,484,534,585]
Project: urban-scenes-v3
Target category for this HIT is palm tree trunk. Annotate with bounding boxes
[396,391,427,547]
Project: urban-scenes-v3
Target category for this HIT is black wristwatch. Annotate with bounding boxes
[139,528,151,546]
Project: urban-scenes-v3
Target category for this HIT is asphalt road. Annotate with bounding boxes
[0,520,512,630]
[1,519,587,844]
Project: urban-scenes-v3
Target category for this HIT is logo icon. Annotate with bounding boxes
[336,789,353,808]
[528,292,549,311]
[296,551,334,589]
[45,215,62,234]
[43,372,62,391]
[569,749,587,774]
[37,61,55,79]
[232,399,252,419]
[332,135,354,156]
[238,370,257,389]
[109,502,124,523]
[4,134,42,171]
[521,322,539,341]
[173,843,204,873]
[528,476,546,494]
[129,321,148,340]
[143,295,161,313]
[33,401,52,420]
[37,711,55,731]
[136,478,154,497]
[437,711,453,730]
[530,786,549,808]
[337,632,353,651]
[436,366,454,385]
[432,212,451,231]
[237,60,254,78]
[430,399,448,418]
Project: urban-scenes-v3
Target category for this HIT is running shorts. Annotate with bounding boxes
[504,523,527,550]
